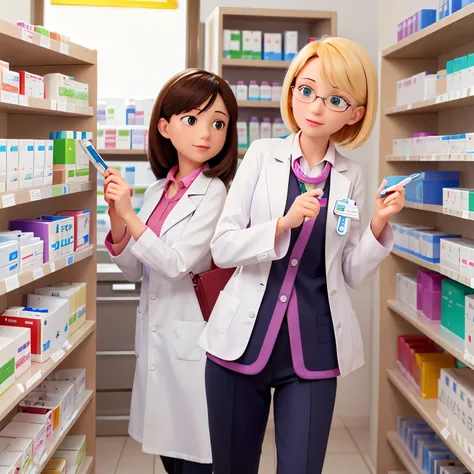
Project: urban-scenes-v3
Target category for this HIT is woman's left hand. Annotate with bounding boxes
[370,180,406,240]
[104,168,134,220]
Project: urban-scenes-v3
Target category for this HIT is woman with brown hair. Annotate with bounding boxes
[102,69,238,474]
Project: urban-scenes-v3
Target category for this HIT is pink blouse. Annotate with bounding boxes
[105,165,205,256]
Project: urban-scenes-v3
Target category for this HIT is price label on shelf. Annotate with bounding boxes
[436,95,442,104]
[51,348,65,363]
[57,102,67,112]
[67,255,74,266]
[25,371,42,390]
[60,42,69,55]
[21,29,33,43]
[50,261,56,273]
[1,194,15,208]
[33,267,44,280]
[29,189,41,201]
[62,185,68,195]
[40,35,51,49]
[19,95,28,107]
[460,88,468,99]
[63,340,72,351]
[441,427,451,440]
[50,100,57,111]
[5,275,19,293]
[463,210,470,219]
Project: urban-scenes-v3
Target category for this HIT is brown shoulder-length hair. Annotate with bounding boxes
[148,68,238,186]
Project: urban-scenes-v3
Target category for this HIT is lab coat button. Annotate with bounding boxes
[291,259,298,267]
[151,326,157,333]
[280,295,288,303]
[331,290,337,296]
[149,364,156,371]
[257,253,268,262]
[336,322,342,329]
[150,293,157,300]
[249,311,256,318]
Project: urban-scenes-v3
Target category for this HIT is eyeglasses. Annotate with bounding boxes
[291,85,352,113]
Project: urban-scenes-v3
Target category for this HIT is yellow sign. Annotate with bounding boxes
[51,0,178,8]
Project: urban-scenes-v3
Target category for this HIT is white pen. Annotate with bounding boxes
[380,173,420,198]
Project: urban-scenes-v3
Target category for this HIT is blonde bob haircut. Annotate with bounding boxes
[281,36,378,149]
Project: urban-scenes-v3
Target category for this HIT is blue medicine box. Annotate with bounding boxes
[405,171,460,205]
[463,0,473,7]
[447,0,463,15]
[418,9,437,29]
[415,231,462,262]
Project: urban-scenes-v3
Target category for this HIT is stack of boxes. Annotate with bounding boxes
[397,9,437,42]
[223,30,299,61]
[396,72,438,106]
[0,60,19,106]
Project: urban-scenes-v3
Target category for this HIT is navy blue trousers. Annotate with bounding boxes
[205,320,337,474]
[160,457,212,474]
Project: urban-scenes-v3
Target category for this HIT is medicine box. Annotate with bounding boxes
[10,219,61,263]
[284,31,298,60]
[56,210,90,251]
[0,422,46,466]
[416,9,437,30]
[441,279,474,339]
[0,337,16,396]
[0,327,31,379]
[263,33,282,60]
[252,31,262,60]
[0,451,22,474]
[0,139,6,193]
[417,270,448,321]
[396,273,418,311]
[44,74,75,111]
[33,140,45,187]
[18,71,44,99]
[53,138,75,183]
[223,30,231,58]
[19,140,34,189]
[44,140,53,185]
[466,295,474,360]
[0,296,69,363]
[20,238,44,272]
[3,438,33,474]
[57,435,86,474]
[441,238,474,274]
[48,368,86,405]
[416,230,461,263]
[229,30,242,59]
[13,412,53,445]
[74,82,88,108]
[0,69,19,105]
[40,216,74,257]
[242,30,253,59]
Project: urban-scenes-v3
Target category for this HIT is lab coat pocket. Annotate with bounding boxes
[172,320,207,362]
[135,307,143,357]
[212,291,241,334]
[349,309,363,352]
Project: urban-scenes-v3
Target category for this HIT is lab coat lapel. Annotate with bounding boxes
[160,171,211,237]
[137,181,165,224]
[266,135,293,219]
[326,155,351,271]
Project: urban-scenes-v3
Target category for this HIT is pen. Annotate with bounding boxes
[380,173,420,198]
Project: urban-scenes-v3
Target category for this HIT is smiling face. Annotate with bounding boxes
[291,57,366,141]
[157,93,229,166]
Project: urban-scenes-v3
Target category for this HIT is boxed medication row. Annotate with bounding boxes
[44,74,89,112]
[16,21,70,45]
[443,188,474,215]
[97,127,148,151]
[97,98,155,127]
[223,30,298,61]
[393,133,474,157]
[396,71,438,106]
[439,0,465,20]
[397,9,437,42]
[0,138,53,192]
[238,117,290,148]
[229,80,282,102]
[397,416,466,473]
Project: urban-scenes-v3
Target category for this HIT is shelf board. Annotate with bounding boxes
[78,457,94,474]
[97,149,148,161]
[0,321,95,421]
[387,368,474,471]
[217,6,336,20]
[387,432,424,474]
[0,19,96,66]
[33,391,94,474]
[388,299,472,369]
[385,90,474,116]
[386,154,474,162]
[222,58,291,69]
[391,249,440,272]
[0,97,94,117]
[404,202,443,213]
[0,181,95,210]
[0,245,94,297]
[382,4,474,59]
[237,100,280,108]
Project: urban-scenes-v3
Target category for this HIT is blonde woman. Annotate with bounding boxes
[198,37,406,473]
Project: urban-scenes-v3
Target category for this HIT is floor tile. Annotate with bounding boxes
[342,416,370,429]
[322,453,371,474]
[349,428,370,454]
[96,436,127,474]
[115,438,154,474]
[326,428,359,453]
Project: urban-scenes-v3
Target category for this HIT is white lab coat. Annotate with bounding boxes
[109,171,226,463]
[199,135,393,377]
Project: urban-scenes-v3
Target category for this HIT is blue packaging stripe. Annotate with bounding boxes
[0,146,6,152]
[43,340,50,351]
[10,146,18,152]
[27,146,34,151]
[38,146,46,151]
[9,251,18,261]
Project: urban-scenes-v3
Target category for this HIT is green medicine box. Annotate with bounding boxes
[53,138,76,182]
[230,30,242,59]
[441,279,474,339]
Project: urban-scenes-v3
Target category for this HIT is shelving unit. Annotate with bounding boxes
[98,149,148,161]
[204,6,336,157]
[377,5,474,473]
[0,20,97,473]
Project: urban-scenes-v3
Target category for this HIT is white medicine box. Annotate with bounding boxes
[0,327,30,379]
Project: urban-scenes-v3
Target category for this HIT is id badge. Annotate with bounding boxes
[334,199,359,221]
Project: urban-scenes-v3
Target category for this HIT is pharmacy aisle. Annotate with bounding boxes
[0,17,97,474]
[377,3,474,474]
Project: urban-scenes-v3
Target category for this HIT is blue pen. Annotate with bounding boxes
[380,173,420,198]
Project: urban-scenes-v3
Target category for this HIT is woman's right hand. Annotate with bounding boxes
[104,169,120,221]
[277,189,324,235]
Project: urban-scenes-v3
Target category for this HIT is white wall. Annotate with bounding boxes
[203,0,379,420]
[43,1,188,99]
[0,0,30,23]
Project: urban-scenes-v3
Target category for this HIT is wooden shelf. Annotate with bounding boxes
[387,368,474,471]
[0,321,95,421]
[404,202,443,213]
[237,100,280,108]
[391,249,440,272]
[98,149,146,156]
[33,390,94,474]
[388,299,471,369]
[382,4,474,59]
[0,245,94,297]
[385,91,474,116]
[221,58,291,69]
[0,19,96,66]
[0,181,95,210]
[386,154,474,162]
[78,457,94,474]
[387,432,424,474]
[0,97,94,117]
